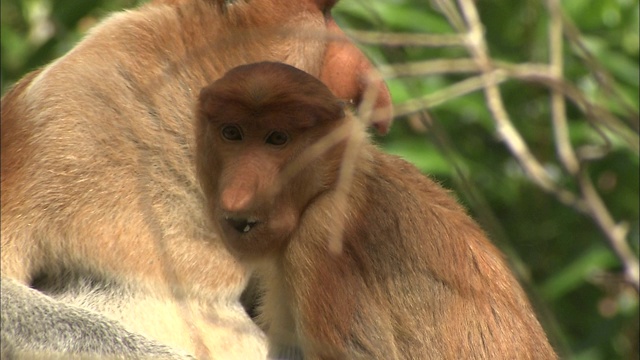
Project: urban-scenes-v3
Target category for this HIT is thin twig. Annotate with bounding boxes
[378,59,480,78]
[547,0,580,176]
[378,59,639,154]
[577,167,639,290]
[455,0,565,199]
[346,30,466,47]
[393,71,507,115]
[559,10,640,127]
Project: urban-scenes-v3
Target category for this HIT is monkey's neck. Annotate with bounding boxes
[255,138,376,349]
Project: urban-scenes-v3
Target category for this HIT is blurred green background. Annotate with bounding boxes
[1,0,638,359]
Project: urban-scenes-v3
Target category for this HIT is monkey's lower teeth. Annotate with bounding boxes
[242,220,258,233]
[242,221,258,233]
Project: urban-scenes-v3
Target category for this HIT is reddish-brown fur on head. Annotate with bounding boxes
[196,62,347,260]
[199,62,345,131]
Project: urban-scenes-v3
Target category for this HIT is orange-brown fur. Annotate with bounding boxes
[0,1,391,358]
[196,62,557,359]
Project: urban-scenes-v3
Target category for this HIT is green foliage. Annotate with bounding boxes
[1,0,638,359]
[1,0,143,93]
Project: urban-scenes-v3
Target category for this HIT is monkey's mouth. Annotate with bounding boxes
[224,216,260,234]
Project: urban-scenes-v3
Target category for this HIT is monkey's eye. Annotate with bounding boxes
[221,125,243,141]
[265,131,289,146]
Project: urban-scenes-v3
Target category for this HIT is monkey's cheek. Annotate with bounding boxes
[268,207,298,238]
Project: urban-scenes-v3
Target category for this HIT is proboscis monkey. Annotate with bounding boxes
[0,0,392,358]
[195,61,558,360]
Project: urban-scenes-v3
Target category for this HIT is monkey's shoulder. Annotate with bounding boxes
[365,149,462,210]
[354,149,492,254]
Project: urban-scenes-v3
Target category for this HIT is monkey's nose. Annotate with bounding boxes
[225,216,259,234]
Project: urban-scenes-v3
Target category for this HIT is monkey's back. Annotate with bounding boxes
[292,146,556,359]
[367,150,554,358]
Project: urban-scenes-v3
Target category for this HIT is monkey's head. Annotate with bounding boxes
[196,61,350,260]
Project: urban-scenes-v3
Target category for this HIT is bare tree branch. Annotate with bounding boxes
[346,30,466,47]
[547,0,580,176]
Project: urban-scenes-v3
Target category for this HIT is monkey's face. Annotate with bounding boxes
[196,118,341,260]
[195,62,347,261]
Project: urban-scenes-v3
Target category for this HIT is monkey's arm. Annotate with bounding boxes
[0,278,194,359]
